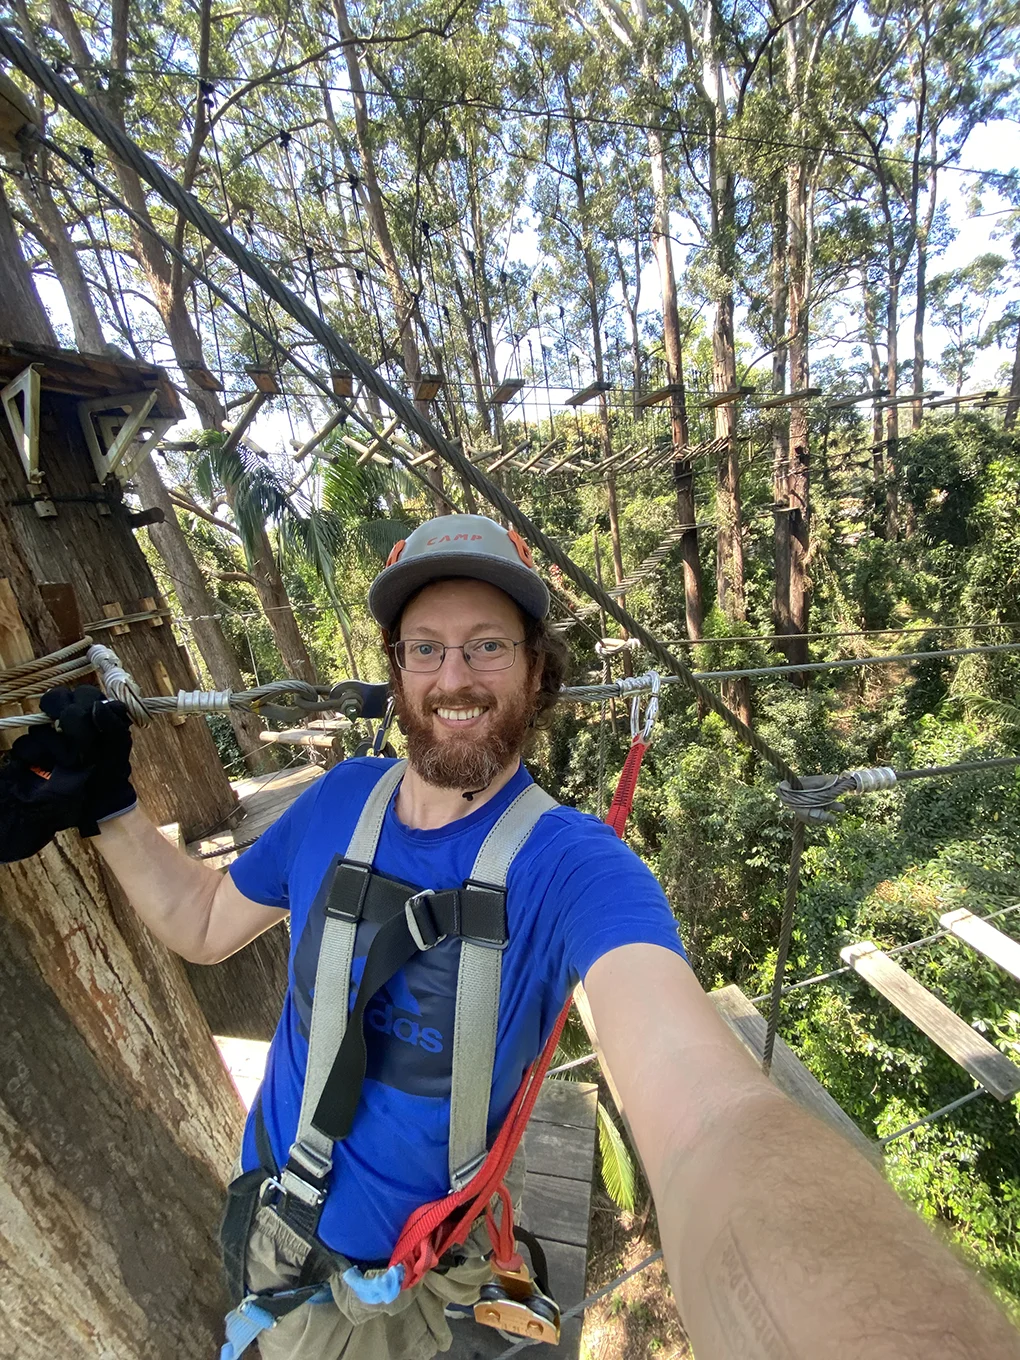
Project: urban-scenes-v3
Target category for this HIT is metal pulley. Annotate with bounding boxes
[474,1262,561,1345]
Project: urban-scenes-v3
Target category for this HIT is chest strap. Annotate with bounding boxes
[273,762,556,1239]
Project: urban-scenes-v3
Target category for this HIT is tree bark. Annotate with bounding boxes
[770,183,792,656]
[0,486,242,1360]
[134,458,269,767]
[0,182,56,346]
[646,122,702,639]
[784,156,811,670]
[1005,321,1020,432]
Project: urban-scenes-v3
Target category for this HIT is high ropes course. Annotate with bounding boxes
[2,25,1020,1347]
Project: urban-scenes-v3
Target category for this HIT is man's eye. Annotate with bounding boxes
[477,640,506,654]
[411,642,436,656]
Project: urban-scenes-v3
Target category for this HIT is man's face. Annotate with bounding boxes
[391,578,541,790]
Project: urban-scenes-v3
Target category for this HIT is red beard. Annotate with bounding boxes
[393,679,535,790]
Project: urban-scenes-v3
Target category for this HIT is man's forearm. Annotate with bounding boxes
[92,807,222,961]
[656,1088,1020,1360]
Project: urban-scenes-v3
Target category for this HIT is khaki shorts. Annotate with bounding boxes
[246,1153,525,1360]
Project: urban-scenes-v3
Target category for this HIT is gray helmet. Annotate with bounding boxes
[368,514,549,632]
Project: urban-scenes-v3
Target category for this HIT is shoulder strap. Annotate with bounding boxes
[281,760,406,1225]
[447,783,558,1189]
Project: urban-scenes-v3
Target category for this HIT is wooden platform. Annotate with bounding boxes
[710,986,880,1164]
[940,908,1020,984]
[841,941,1020,1101]
[448,1080,597,1360]
[188,763,323,864]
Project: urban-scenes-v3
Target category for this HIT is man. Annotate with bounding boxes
[3,513,1019,1360]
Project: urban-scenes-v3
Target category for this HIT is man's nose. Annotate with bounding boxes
[439,646,473,684]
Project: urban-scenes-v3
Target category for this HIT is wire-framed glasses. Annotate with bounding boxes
[393,637,524,673]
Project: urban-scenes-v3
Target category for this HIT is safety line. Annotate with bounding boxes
[879,1089,989,1146]
[493,1249,666,1360]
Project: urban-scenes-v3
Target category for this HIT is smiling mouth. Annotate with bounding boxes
[434,705,488,722]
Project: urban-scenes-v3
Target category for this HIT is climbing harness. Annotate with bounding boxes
[219,760,566,1350]
[604,671,659,838]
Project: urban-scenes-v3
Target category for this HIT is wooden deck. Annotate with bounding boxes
[188,762,323,864]
[448,1080,597,1360]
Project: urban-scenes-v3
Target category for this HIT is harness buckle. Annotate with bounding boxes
[405,890,446,951]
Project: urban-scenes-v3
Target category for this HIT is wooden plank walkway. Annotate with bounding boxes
[841,941,1020,1101]
[710,985,880,1164]
[448,1080,597,1360]
[940,908,1020,984]
[188,763,322,864]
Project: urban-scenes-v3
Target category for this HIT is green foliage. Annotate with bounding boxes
[597,1103,637,1213]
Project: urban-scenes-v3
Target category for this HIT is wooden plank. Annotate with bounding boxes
[521,1171,590,1248]
[710,985,881,1163]
[841,942,1020,1101]
[490,377,526,405]
[101,600,130,635]
[532,1078,598,1130]
[940,909,1020,984]
[565,380,610,407]
[524,1114,596,1180]
[634,383,684,409]
[757,387,822,409]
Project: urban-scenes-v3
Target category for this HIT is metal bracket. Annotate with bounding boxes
[77,389,175,484]
[1,364,54,516]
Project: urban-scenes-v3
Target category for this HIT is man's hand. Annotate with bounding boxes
[0,685,136,863]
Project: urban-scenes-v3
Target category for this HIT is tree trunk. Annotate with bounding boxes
[0,454,242,1360]
[862,284,886,537]
[1005,322,1020,432]
[770,183,792,656]
[783,158,811,670]
[884,268,900,539]
[134,458,269,767]
[912,236,928,433]
[15,168,107,353]
[0,183,56,347]
[332,0,448,515]
[646,122,702,639]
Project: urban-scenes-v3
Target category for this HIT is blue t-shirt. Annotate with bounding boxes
[229,757,685,1260]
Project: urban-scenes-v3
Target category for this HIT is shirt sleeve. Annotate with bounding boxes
[544,811,688,986]
[228,776,327,909]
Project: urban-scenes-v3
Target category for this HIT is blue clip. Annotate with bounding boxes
[342,1263,405,1306]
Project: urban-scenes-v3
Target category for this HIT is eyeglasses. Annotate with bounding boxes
[393,637,525,673]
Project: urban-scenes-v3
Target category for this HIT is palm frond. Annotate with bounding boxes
[596,1103,636,1212]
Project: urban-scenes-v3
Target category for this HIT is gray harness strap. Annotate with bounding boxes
[448,783,557,1189]
[285,763,556,1217]
[283,760,406,1203]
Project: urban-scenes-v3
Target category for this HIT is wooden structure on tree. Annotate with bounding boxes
[0,340,237,840]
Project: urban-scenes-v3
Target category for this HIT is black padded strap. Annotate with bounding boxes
[325,858,507,945]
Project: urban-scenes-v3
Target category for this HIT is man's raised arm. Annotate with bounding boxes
[94,805,286,964]
[585,943,1020,1360]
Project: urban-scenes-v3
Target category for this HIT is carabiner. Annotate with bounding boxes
[629,671,660,745]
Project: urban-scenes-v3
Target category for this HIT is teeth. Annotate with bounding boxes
[436,706,486,721]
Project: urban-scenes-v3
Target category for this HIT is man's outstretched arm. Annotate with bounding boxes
[585,943,1020,1360]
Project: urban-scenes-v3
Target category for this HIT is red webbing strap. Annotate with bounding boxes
[389,997,571,1289]
[604,736,648,838]
[390,745,648,1290]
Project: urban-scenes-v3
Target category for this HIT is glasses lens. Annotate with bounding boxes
[397,640,444,672]
[465,638,517,671]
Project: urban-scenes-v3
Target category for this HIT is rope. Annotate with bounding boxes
[879,1088,989,1146]
[0,636,93,686]
[0,30,798,786]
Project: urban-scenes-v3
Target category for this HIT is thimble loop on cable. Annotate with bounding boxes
[87,643,151,726]
[629,670,660,744]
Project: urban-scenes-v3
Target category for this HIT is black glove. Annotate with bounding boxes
[41,685,136,826]
[0,686,135,865]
